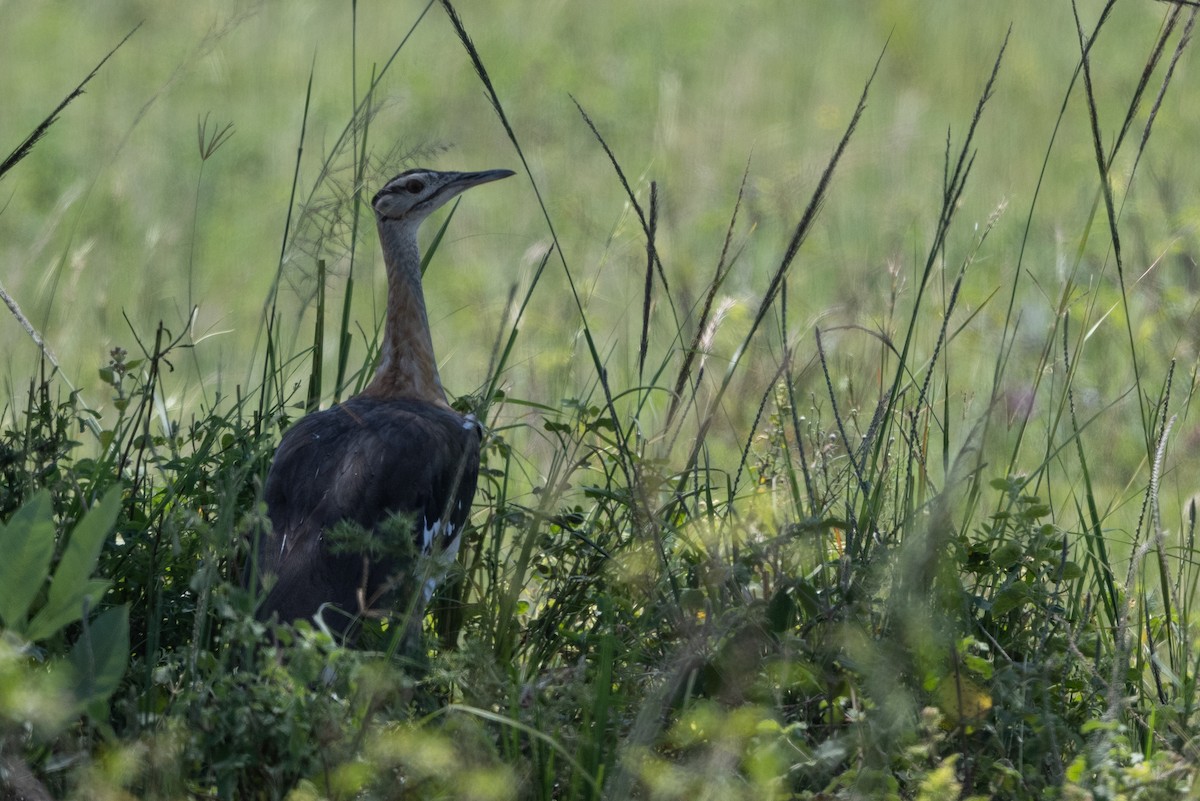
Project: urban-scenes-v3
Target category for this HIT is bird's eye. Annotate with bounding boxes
[404,179,425,194]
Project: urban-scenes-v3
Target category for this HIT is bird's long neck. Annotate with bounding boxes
[360,220,449,407]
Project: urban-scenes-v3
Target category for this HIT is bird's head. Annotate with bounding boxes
[372,168,514,224]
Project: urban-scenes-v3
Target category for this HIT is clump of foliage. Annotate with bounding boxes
[2,2,1200,799]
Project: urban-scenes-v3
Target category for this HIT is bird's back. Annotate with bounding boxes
[255,396,481,635]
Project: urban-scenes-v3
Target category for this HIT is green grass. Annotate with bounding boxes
[1,1,1200,798]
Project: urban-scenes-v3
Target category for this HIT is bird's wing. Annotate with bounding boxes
[258,398,481,624]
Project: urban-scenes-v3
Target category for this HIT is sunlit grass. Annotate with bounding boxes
[1,1,1199,799]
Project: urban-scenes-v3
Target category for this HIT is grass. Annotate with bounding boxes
[2,0,1200,798]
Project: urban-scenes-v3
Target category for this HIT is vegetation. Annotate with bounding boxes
[1,1,1199,798]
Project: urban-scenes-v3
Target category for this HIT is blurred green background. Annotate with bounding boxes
[1,1,1197,531]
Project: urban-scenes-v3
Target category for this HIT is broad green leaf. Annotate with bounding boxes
[989,476,1019,493]
[49,488,122,597]
[963,654,994,679]
[1058,560,1084,580]
[991,583,1029,616]
[1019,503,1051,520]
[24,488,122,642]
[992,541,1024,569]
[26,579,112,642]
[67,604,129,718]
[0,490,55,632]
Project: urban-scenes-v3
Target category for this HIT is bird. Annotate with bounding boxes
[254,167,514,641]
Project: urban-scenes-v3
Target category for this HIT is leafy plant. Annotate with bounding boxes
[2,2,1200,799]
[0,488,127,734]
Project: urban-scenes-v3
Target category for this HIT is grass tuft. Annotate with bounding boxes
[1,3,1200,799]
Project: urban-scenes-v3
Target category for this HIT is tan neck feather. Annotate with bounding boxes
[360,223,450,407]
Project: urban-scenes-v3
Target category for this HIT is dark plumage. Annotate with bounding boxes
[257,398,480,635]
[253,167,512,639]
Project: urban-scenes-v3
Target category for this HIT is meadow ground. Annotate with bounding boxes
[1,1,1199,798]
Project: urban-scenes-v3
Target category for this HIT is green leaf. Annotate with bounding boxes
[963,654,993,679]
[67,604,129,718]
[26,579,112,642]
[1058,560,1084,580]
[989,476,1020,493]
[1019,503,1051,520]
[992,541,1024,569]
[992,583,1029,616]
[21,486,121,642]
[45,487,121,602]
[0,490,56,632]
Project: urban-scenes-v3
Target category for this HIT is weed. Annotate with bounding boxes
[1,2,1200,799]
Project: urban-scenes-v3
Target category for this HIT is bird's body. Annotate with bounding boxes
[257,397,480,631]
[255,167,513,638]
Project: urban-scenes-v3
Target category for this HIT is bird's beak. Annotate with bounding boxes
[425,169,515,212]
[446,169,516,191]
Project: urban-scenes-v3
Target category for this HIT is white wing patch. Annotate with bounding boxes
[422,519,442,552]
[419,516,464,602]
[421,518,462,559]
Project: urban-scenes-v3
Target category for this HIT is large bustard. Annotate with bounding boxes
[256,167,514,638]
